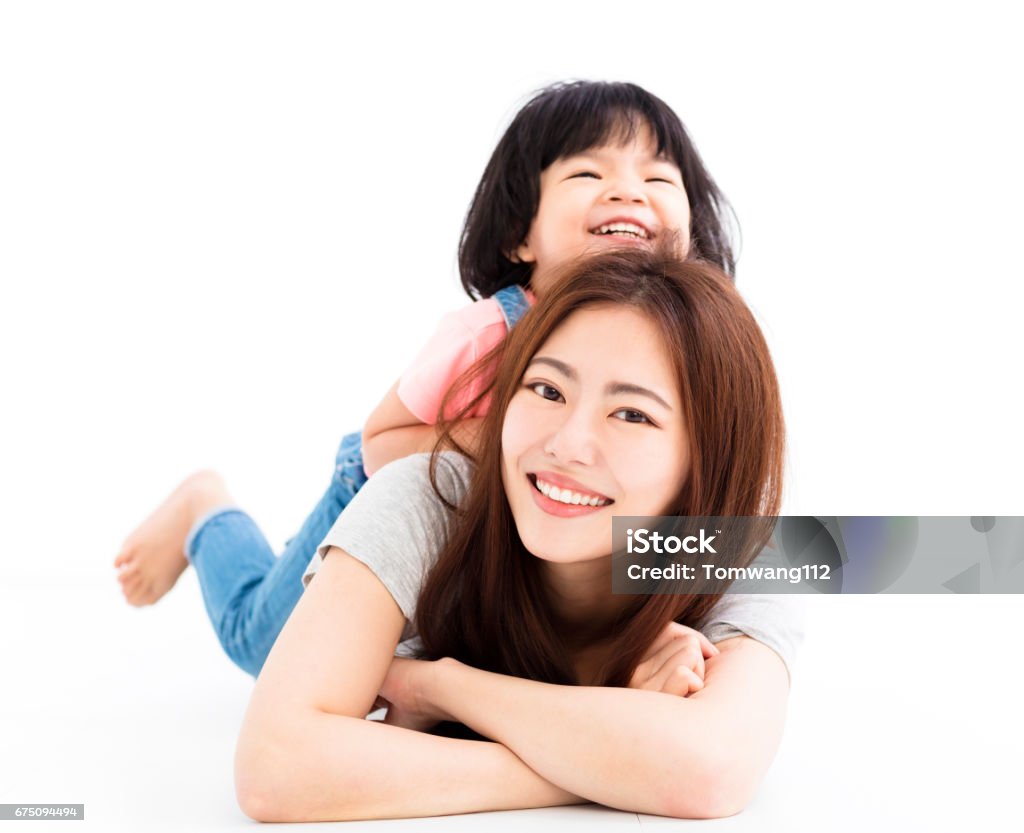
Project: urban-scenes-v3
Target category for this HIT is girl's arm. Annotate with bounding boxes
[362,381,484,476]
[410,636,790,818]
[234,548,582,822]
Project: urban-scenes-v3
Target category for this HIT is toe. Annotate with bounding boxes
[114,547,135,568]
[117,564,140,583]
[132,581,158,607]
[120,572,143,595]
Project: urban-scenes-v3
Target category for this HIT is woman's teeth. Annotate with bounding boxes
[534,477,610,507]
[593,222,649,239]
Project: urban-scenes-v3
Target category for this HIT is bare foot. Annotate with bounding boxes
[114,470,234,606]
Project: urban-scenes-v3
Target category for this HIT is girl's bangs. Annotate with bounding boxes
[537,87,688,169]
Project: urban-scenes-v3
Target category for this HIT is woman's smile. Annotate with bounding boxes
[528,471,615,517]
[501,304,690,565]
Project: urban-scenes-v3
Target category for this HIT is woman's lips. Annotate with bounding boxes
[527,473,613,518]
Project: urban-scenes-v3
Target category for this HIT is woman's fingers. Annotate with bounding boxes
[638,623,715,664]
[658,638,705,682]
[636,625,679,665]
[693,629,720,659]
[639,634,710,684]
[652,663,704,697]
[630,624,722,692]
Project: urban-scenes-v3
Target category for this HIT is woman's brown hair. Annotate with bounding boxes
[416,244,783,688]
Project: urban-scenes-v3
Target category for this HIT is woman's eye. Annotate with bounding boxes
[612,408,653,425]
[528,382,564,402]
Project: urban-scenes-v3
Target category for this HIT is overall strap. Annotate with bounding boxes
[493,285,531,331]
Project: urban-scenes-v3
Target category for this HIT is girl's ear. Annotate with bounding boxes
[511,239,536,264]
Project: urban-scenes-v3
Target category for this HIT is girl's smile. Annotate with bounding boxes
[516,124,692,297]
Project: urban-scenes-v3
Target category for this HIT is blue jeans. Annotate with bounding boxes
[184,431,367,677]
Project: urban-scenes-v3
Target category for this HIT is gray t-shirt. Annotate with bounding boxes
[303,453,805,679]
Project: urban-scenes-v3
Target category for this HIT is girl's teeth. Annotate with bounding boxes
[595,222,648,238]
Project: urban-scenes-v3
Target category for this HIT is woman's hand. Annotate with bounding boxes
[376,656,454,732]
[628,622,720,697]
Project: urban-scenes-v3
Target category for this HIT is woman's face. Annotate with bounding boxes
[501,304,690,565]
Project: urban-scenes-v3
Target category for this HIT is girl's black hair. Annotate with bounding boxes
[458,81,738,299]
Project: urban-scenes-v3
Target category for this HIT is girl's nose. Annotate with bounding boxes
[603,175,647,205]
[543,407,600,466]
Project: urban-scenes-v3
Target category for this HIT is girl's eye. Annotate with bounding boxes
[646,177,678,185]
[528,382,564,403]
[569,171,600,179]
[612,408,654,425]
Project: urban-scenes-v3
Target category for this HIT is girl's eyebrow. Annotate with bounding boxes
[527,357,673,411]
[560,149,676,166]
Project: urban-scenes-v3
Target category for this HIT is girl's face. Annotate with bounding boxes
[516,124,692,298]
[500,304,690,566]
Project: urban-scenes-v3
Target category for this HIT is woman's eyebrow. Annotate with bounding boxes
[527,357,672,410]
[529,357,575,377]
[606,382,672,411]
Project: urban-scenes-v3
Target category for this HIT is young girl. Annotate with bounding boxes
[235,246,796,821]
[113,80,737,678]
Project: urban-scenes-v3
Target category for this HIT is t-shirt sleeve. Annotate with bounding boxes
[397,307,488,425]
[302,452,473,625]
[698,593,806,684]
[695,544,807,682]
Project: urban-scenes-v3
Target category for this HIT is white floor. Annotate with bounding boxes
[1,569,1020,832]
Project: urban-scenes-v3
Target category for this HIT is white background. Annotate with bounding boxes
[1,2,1021,831]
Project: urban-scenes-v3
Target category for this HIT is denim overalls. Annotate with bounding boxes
[184,286,531,677]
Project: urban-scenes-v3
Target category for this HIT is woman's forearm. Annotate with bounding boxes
[235,707,583,822]
[424,659,733,818]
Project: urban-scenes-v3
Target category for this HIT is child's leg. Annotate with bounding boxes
[185,484,342,677]
[185,431,366,676]
[115,432,367,678]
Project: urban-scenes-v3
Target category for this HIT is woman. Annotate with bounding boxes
[235,245,799,821]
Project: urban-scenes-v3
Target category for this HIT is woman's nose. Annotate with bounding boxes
[543,407,600,466]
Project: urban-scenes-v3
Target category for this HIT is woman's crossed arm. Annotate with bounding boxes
[235,548,790,821]
[234,549,580,821]
[409,635,790,819]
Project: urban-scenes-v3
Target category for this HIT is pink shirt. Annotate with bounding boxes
[397,291,536,424]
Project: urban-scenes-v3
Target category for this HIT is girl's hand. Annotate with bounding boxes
[376,656,452,732]
[628,622,720,697]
